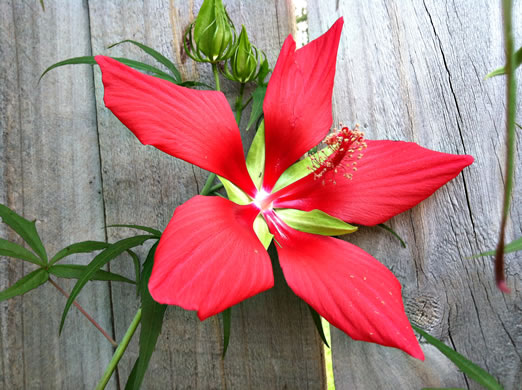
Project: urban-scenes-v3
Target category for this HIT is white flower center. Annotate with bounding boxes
[253,189,272,211]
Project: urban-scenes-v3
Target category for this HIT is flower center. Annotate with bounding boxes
[253,189,273,211]
[309,124,367,184]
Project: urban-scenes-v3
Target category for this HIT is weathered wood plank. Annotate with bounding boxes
[0,1,116,389]
[88,0,324,388]
[308,1,521,389]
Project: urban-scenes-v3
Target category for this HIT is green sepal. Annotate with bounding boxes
[253,215,273,250]
[272,148,334,193]
[275,209,357,236]
[0,269,49,302]
[246,121,265,189]
[0,204,47,264]
[218,176,251,205]
[0,238,44,266]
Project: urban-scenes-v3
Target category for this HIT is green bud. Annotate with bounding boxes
[223,25,266,84]
[186,0,236,63]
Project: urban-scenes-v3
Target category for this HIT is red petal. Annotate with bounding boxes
[95,56,256,196]
[262,18,343,191]
[264,213,424,360]
[149,196,273,320]
[273,140,474,225]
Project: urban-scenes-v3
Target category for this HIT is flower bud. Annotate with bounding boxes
[186,0,236,63]
[223,25,266,84]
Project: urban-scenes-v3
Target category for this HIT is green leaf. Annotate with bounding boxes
[378,224,407,248]
[245,121,265,189]
[178,80,213,89]
[107,224,162,238]
[108,40,182,82]
[246,85,267,131]
[471,236,522,258]
[49,264,135,284]
[275,209,357,236]
[272,148,334,193]
[40,56,178,84]
[0,238,44,266]
[50,240,110,266]
[0,269,48,302]
[218,176,251,205]
[126,249,141,295]
[485,46,522,78]
[308,305,329,347]
[253,215,273,250]
[60,235,155,333]
[412,325,503,390]
[125,242,166,390]
[0,204,47,263]
[221,307,231,358]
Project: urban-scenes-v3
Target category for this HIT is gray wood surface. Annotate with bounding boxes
[308,1,521,389]
[0,1,116,389]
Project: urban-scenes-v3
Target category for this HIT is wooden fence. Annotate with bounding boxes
[1,1,520,389]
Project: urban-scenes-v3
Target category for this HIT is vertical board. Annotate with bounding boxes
[308,1,521,389]
[88,0,325,388]
[0,1,116,389]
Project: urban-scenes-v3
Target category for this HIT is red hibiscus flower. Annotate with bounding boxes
[95,18,472,360]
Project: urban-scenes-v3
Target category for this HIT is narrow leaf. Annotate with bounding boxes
[108,40,182,82]
[222,308,231,358]
[60,235,155,332]
[275,209,357,236]
[246,85,267,131]
[50,240,110,266]
[126,249,141,295]
[125,242,166,390]
[40,56,178,84]
[178,80,212,89]
[0,238,44,266]
[485,46,522,78]
[412,325,503,390]
[471,236,522,258]
[0,204,47,263]
[49,264,135,284]
[0,269,48,302]
[378,223,407,248]
[107,224,162,238]
[308,305,329,347]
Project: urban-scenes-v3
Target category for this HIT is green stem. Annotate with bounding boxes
[241,94,253,110]
[201,173,217,195]
[212,63,221,92]
[95,308,142,390]
[208,183,224,193]
[235,83,246,125]
[495,0,516,293]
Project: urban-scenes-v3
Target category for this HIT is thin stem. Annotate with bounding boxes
[212,63,221,91]
[96,308,142,390]
[49,277,117,347]
[495,0,516,293]
[201,173,217,195]
[208,182,224,193]
[241,94,253,110]
[235,83,246,125]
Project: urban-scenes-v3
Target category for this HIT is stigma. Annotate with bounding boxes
[309,124,367,184]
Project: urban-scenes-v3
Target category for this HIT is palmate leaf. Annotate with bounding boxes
[50,240,110,266]
[107,224,162,238]
[125,242,166,390]
[471,236,522,258]
[0,269,49,302]
[40,56,178,84]
[108,40,182,82]
[49,264,135,284]
[0,204,47,264]
[412,325,503,390]
[59,235,155,333]
[0,238,44,266]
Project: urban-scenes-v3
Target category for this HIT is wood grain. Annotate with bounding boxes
[308,1,521,389]
[0,1,116,389]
